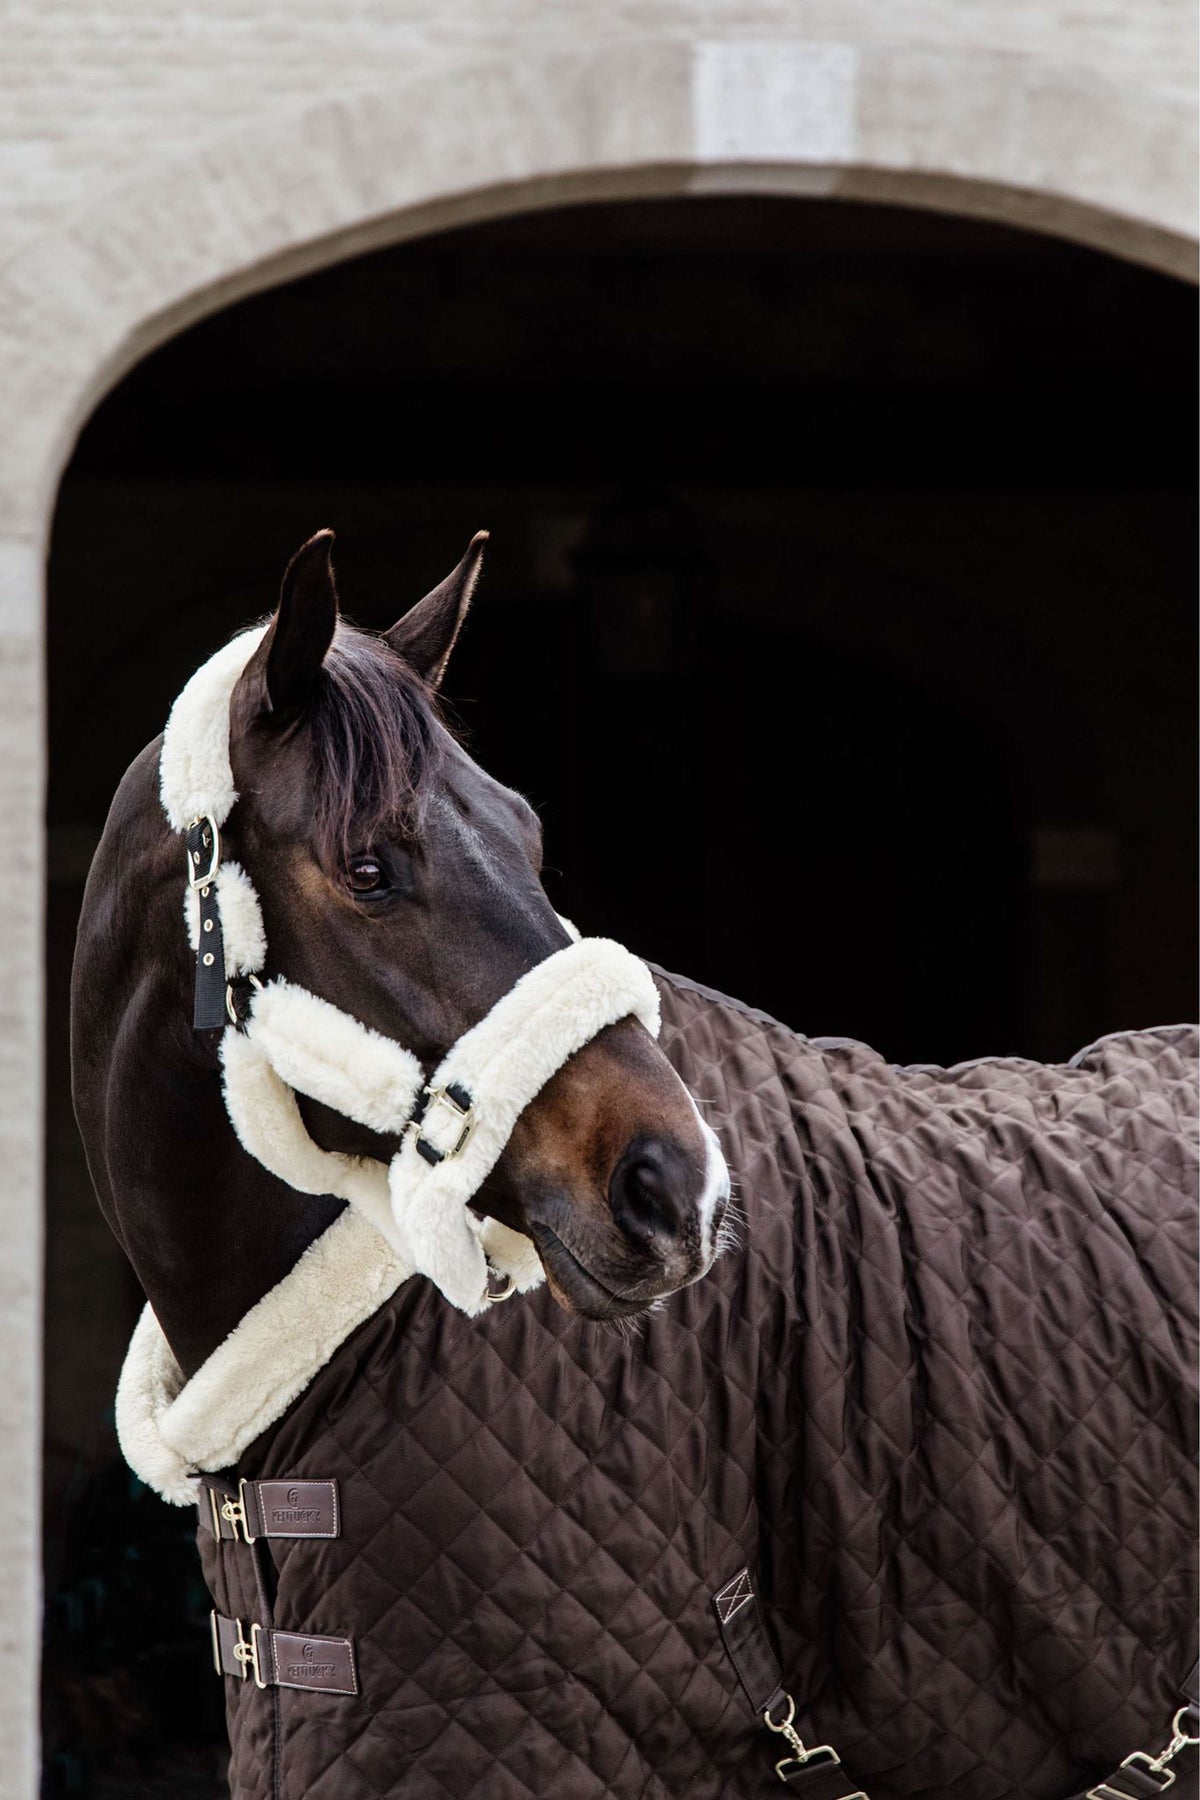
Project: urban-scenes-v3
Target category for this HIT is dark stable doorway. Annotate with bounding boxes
[44,196,1197,1793]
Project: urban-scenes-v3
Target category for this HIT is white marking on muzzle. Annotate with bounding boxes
[687,1094,731,1266]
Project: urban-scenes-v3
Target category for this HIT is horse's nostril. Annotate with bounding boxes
[609,1136,694,1249]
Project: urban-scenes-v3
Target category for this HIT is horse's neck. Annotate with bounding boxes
[97,987,344,1376]
[73,749,343,1378]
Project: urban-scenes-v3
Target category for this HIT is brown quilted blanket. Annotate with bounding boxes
[202,970,1199,1799]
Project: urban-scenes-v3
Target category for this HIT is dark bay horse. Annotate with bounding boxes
[73,531,728,1378]
[71,533,1198,1800]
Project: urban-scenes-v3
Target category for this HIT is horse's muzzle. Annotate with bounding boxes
[528,1121,730,1319]
[609,1129,729,1279]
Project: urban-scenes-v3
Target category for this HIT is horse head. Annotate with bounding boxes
[190,528,727,1324]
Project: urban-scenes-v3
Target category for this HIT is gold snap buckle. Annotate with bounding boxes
[1167,1704,1200,1756]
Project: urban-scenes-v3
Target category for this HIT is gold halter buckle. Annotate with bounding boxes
[407,1083,476,1163]
[186,814,221,890]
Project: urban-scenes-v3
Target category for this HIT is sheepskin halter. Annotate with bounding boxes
[160,625,661,1319]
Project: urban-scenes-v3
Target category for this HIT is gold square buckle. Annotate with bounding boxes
[409,1083,476,1163]
[187,814,221,890]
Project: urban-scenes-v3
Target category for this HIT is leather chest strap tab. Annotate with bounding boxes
[211,1612,358,1696]
[200,1476,340,1543]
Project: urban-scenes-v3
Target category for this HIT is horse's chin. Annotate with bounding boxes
[525,1222,663,1320]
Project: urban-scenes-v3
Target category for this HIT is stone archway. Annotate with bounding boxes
[6,33,1196,1790]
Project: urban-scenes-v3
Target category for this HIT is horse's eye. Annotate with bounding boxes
[345,855,385,895]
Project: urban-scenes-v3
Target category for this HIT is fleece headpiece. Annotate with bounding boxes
[158,624,661,1318]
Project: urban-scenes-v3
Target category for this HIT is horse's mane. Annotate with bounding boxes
[305,623,442,867]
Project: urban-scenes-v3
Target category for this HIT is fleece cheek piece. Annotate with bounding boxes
[213,924,659,1314]
[382,938,660,1314]
[224,939,660,1317]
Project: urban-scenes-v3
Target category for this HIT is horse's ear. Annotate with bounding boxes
[249,529,339,718]
[384,531,487,689]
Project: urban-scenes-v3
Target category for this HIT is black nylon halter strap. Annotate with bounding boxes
[181,814,477,1154]
[186,816,229,1031]
[180,822,473,1159]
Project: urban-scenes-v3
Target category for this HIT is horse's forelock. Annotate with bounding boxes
[304,625,441,867]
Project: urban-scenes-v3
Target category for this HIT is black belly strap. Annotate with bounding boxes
[712,1570,1197,1800]
[712,1568,867,1798]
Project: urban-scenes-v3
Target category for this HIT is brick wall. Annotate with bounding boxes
[0,2,1193,239]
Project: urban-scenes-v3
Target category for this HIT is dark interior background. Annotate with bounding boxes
[43,196,1197,1793]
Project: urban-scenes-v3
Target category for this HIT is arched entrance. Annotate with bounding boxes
[42,191,1196,1789]
[5,33,1196,1791]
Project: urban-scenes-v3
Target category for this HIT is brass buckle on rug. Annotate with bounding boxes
[210,1613,268,1690]
[231,1619,268,1690]
[764,1694,867,1795]
[1087,1705,1200,1797]
[218,1478,258,1544]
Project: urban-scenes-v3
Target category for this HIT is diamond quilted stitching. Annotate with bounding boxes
[201,980,1196,1800]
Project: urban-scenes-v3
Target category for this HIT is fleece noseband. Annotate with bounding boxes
[159,626,661,1317]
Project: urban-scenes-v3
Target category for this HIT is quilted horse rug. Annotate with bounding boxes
[120,972,1198,1800]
